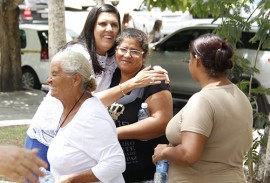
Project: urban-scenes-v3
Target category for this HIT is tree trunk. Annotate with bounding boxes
[48,0,66,60]
[0,0,23,92]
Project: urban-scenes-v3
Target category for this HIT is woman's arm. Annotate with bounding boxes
[96,66,169,107]
[117,90,173,140]
[152,131,207,166]
[55,169,98,183]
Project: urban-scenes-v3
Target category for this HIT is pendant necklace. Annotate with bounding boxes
[56,92,85,133]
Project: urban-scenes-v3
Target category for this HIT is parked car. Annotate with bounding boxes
[19,1,48,24]
[130,3,193,36]
[19,0,98,24]
[65,0,96,10]
[146,20,270,115]
[20,24,78,90]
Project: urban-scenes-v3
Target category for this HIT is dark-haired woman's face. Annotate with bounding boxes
[94,12,119,56]
[116,38,145,76]
[188,52,199,81]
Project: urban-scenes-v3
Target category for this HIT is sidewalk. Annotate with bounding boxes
[0,89,46,125]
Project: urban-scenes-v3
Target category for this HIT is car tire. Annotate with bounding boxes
[250,93,269,129]
[22,67,41,90]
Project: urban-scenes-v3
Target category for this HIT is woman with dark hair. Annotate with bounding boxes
[62,4,121,91]
[25,4,168,171]
[106,28,173,182]
[152,33,253,182]
[121,13,133,31]
[148,19,163,43]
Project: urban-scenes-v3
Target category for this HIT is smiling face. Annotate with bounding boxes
[116,38,146,76]
[94,12,120,55]
[47,60,74,101]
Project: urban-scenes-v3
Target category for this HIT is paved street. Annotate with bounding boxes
[0,89,46,123]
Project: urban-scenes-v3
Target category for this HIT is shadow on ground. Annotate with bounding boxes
[0,89,46,121]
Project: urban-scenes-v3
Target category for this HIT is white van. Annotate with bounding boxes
[20,24,77,89]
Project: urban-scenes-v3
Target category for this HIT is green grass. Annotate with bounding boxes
[0,125,29,181]
[0,125,29,147]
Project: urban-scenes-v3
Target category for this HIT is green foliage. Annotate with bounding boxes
[145,0,194,12]
[244,129,267,178]
[245,132,261,167]
[253,112,270,129]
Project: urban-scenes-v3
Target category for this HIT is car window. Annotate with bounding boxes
[38,30,48,48]
[66,29,78,41]
[161,28,213,52]
[20,29,27,48]
[237,32,270,51]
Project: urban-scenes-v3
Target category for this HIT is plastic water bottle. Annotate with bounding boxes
[138,103,149,141]
[138,102,149,121]
[39,167,55,183]
[154,160,168,183]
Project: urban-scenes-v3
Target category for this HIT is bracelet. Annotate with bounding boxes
[119,84,126,96]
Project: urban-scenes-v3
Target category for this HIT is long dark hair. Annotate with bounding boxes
[151,19,162,32]
[62,4,121,75]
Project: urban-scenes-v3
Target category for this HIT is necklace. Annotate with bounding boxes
[56,92,85,133]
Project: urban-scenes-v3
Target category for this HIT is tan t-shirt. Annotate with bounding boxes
[166,84,253,183]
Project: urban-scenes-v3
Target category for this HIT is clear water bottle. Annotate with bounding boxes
[39,167,55,183]
[138,102,149,141]
[154,160,168,183]
[138,102,149,121]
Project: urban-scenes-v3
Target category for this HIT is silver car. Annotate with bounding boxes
[147,21,270,115]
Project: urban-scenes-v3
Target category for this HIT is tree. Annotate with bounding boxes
[48,0,65,59]
[146,0,270,182]
[0,0,23,92]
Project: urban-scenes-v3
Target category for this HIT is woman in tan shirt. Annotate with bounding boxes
[152,33,253,183]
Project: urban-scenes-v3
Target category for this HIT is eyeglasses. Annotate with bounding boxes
[116,47,144,57]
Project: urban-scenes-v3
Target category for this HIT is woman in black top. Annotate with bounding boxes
[107,28,173,182]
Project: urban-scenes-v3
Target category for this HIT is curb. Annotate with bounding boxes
[0,119,31,127]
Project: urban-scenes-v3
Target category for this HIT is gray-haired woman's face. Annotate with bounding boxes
[47,60,75,100]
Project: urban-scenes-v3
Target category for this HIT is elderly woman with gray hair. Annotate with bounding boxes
[46,51,125,183]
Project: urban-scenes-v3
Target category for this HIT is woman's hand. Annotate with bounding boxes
[130,66,169,89]
[152,144,168,164]
[55,169,99,183]
[152,65,170,84]
[0,146,47,183]
[55,175,73,183]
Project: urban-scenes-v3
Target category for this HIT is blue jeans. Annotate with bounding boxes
[24,135,50,171]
